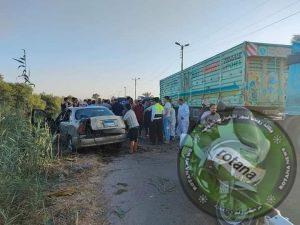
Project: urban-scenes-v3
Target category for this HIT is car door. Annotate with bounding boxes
[58,109,72,141]
[31,109,56,132]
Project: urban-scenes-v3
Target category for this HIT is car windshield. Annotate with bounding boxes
[75,107,113,120]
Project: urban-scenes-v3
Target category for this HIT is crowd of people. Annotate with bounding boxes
[60,97,113,111]
[60,96,221,153]
[113,96,194,153]
[123,96,221,153]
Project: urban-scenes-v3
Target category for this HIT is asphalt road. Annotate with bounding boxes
[278,150,300,225]
[101,142,217,225]
[100,140,299,225]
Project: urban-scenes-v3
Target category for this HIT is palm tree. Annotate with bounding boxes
[142,92,153,97]
[12,49,35,86]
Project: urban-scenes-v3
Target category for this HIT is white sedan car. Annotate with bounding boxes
[32,106,127,151]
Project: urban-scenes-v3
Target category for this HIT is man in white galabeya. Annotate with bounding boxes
[177,98,189,136]
[163,96,172,143]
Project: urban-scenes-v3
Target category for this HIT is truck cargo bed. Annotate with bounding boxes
[160,41,291,115]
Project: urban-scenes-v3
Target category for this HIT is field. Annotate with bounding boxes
[0,109,53,224]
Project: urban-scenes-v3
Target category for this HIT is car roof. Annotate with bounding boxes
[67,106,109,111]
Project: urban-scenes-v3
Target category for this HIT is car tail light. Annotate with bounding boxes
[78,122,86,135]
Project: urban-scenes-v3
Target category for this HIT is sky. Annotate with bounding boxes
[0,0,299,99]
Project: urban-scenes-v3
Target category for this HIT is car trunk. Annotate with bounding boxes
[78,115,125,138]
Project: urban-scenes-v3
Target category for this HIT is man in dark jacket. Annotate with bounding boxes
[112,99,124,116]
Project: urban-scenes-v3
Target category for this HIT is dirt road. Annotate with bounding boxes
[101,142,216,225]
[46,140,299,225]
[101,142,300,225]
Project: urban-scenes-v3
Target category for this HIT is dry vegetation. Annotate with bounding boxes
[44,154,109,225]
[0,108,109,225]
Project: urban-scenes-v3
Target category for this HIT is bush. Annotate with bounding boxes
[40,93,61,117]
[0,109,53,225]
[0,78,62,117]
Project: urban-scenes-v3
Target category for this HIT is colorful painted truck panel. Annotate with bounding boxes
[160,42,291,111]
[286,38,300,115]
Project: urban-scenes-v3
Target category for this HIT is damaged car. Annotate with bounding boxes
[31,106,127,152]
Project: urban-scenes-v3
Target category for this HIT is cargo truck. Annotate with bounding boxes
[173,38,299,225]
[160,41,291,119]
[282,36,300,149]
[160,39,300,149]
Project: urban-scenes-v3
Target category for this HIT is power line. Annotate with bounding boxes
[189,0,272,47]
[139,57,179,97]
[186,0,298,56]
[185,7,300,64]
[234,0,300,34]
[142,55,178,82]
[236,9,300,38]
[121,0,273,84]
[143,57,178,82]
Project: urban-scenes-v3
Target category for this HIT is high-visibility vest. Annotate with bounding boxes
[153,103,164,118]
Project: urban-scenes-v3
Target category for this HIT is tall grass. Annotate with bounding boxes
[0,108,53,225]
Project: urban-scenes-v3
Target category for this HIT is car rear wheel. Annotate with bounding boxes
[67,135,76,153]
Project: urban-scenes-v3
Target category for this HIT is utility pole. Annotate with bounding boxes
[124,86,127,96]
[132,77,140,100]
[175,42,190,71]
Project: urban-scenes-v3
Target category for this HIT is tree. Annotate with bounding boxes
[142,92,153,97]
[92,93,100,100]
[29,94,46,110]
[0,78,62,116]
[0,78,13,107]
[10,83,33,109]
[40,93,62,116]
[292,35,300,42]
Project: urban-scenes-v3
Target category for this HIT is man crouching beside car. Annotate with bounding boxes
[123,104,139,153]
